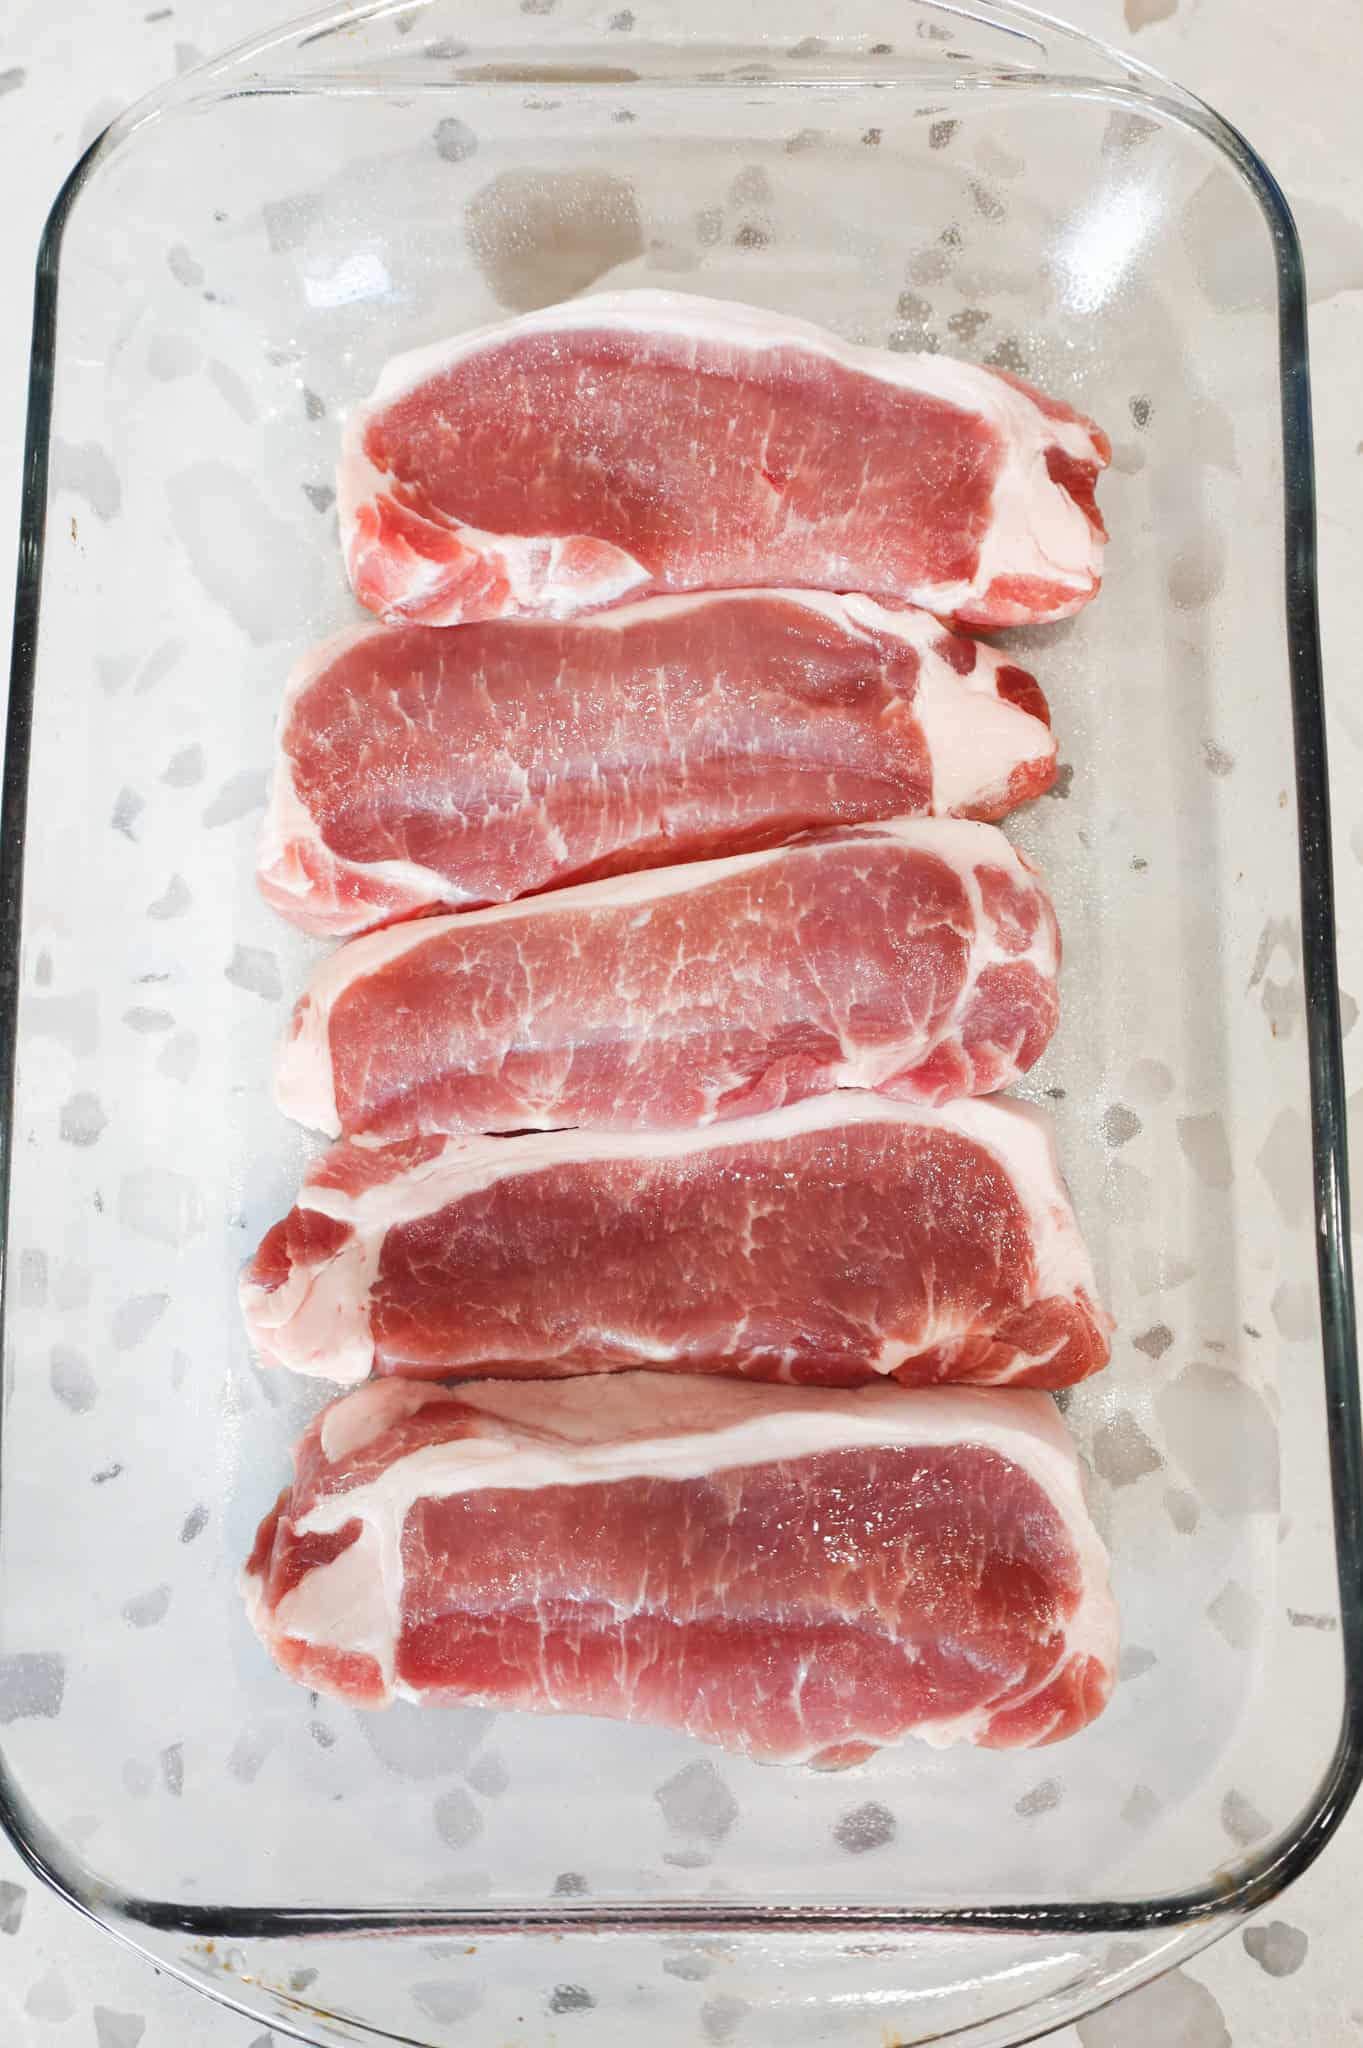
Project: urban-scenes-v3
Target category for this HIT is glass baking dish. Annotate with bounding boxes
[1,0,1358,2041]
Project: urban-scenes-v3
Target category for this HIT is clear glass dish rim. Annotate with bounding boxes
[0,0,1358,1953]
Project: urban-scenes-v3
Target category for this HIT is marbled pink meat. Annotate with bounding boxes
[278,820,1061,1142]
[241,1093,1111,1389]
[259,589,1055,938]
[340,290,1108,631]
[245,1373,1118,1761]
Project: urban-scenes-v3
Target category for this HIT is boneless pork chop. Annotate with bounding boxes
[245,1373,1117,1761]
[241,1093,1111,1388]
[259,590,1056,938]
[278,820,1060,1143]
[340,290,1108,631]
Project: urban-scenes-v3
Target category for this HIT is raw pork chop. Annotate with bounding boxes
[259,590,1056,938]
[278,819,1060,1143]
[241,1093,1110,1388]
[245,1372,1118,1760]
[340,290,1108,631]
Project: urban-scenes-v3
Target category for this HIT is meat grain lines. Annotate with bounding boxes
[261,591,1057,938]
[341,291,1107,631]
[274,820,1061,1143]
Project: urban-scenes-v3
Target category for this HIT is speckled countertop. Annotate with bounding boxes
[1,1,1361,2043]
